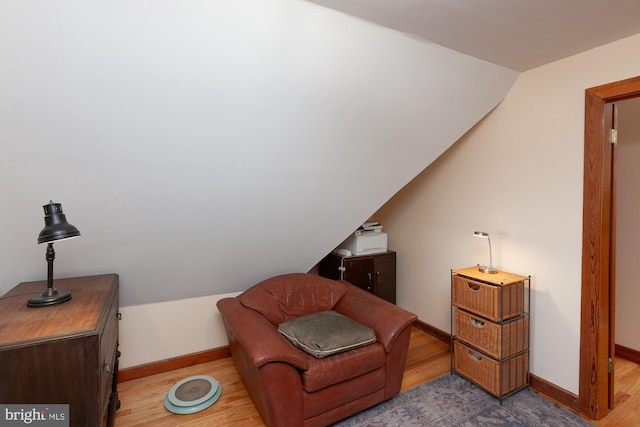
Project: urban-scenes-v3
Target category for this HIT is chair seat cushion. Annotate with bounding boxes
[278,310,376,358]
[301,342,386,393]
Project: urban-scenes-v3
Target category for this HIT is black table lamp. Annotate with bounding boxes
[28,201,81,307]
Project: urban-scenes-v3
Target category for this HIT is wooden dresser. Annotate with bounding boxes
[0,274,120,427]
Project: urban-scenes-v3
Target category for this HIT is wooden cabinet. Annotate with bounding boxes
[0,274,120,427]
[451,266,529,400]
[319,251,396,304]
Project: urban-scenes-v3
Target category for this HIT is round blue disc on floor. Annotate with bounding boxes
[164,375,221,414]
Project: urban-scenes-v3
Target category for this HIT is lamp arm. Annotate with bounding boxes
[45,243,56,295]
[487,237,493,269]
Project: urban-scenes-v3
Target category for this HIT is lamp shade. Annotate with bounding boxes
[37,201,81,244]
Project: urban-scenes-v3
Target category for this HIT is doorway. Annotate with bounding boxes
[579,75,640,419]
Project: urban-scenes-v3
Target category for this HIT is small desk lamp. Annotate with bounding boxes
[28,201,81,307]
[474,231,497,274]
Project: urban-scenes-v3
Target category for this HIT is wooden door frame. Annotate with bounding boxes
[579,75,640,419]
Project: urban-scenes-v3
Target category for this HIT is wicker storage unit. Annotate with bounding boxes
[452,273,524,322]
[453,341,529,396]
[451,266,530,401]
[455,309,528,359]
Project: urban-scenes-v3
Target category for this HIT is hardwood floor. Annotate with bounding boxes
[112,328,639,426]
[112,328,449,426]
[578,356,640,426]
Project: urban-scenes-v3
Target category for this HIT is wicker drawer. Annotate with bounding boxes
[452,274,524,321]
[455,309,528,359]
[453,341,528,397]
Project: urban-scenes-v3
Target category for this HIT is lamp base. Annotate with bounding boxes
[27,288,72,307]
[478,265,498,274]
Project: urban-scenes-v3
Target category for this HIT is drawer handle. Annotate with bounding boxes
[470,318,485,328]
[467,283,481,292]
[104,362,111,374]
[469,351,483,362]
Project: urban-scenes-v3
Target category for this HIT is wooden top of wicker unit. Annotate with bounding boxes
[453,266,528,286]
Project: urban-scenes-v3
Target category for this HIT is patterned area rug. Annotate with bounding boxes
[333,374,594,426]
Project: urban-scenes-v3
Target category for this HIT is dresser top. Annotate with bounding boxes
[453,266,528,285]
[0,274,118,347]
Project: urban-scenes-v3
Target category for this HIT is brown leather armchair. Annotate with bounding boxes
[216,273,417,427]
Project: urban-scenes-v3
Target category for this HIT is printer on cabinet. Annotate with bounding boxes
[340,231,387,256]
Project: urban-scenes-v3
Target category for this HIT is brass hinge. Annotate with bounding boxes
[608,357,614,373]
[609,129,618,144]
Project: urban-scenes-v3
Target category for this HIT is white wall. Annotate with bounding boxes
[118,291,239,368]
[0,0,517,311]
[374,34,640,394]
[615,98,640,350]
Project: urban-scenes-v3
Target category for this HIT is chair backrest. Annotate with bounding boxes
[239,273,349,325]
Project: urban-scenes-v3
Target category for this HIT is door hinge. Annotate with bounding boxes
[608,357,614,373]
[609,129,618,144]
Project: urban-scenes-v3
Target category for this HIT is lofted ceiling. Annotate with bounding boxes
[3,1,639,307]
[0,0,518,306]
[307,0,640,71]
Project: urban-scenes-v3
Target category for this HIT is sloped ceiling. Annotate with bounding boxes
[0,0,519,306]
[307,0,640,71]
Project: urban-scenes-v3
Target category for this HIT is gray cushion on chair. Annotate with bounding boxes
[278,310,377,358]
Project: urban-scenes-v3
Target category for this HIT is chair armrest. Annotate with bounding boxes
[334,283,417,353]
[217,297,309,370]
